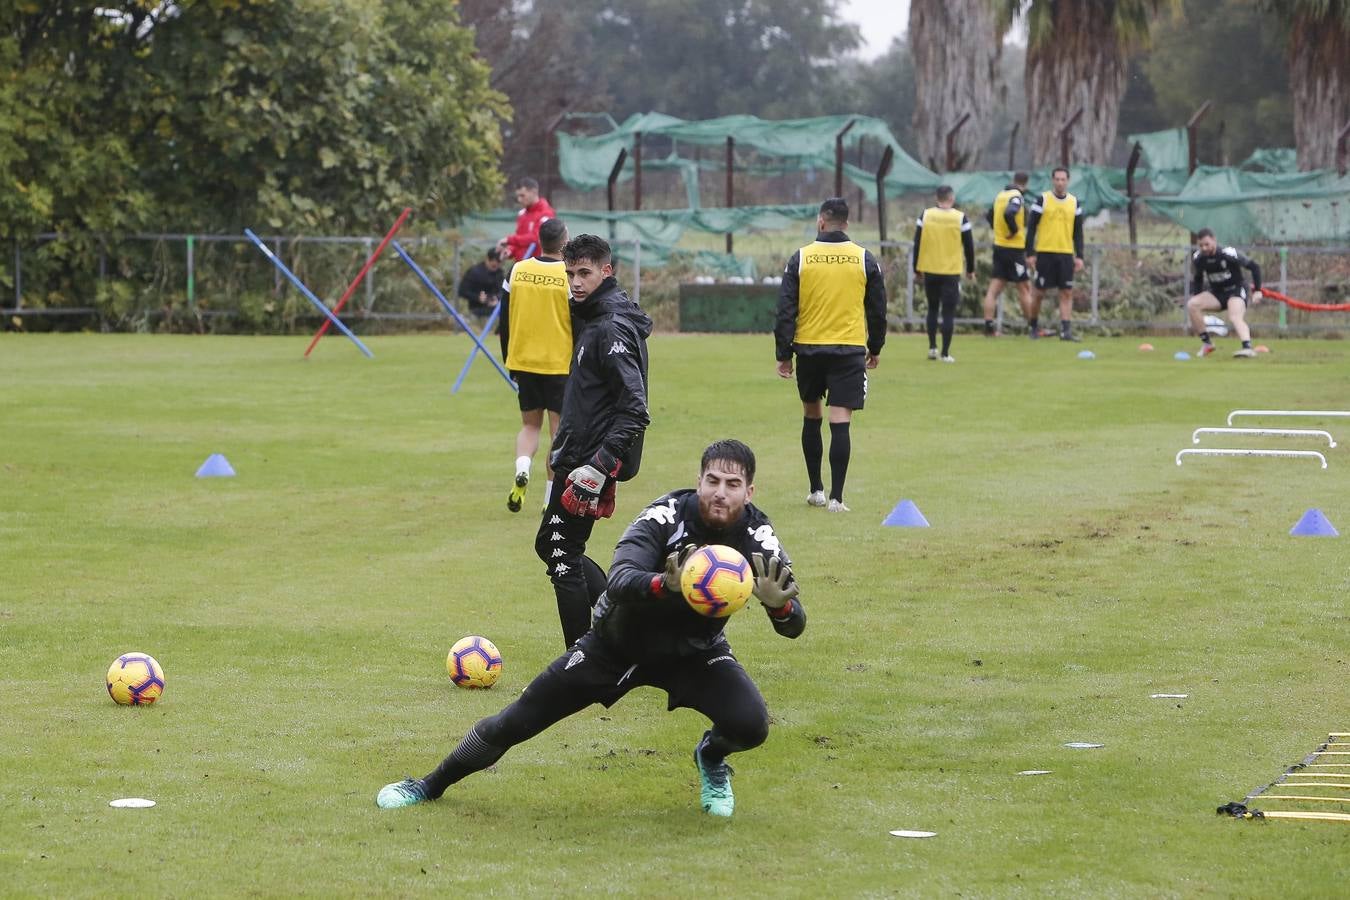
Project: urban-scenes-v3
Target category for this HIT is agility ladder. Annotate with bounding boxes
[1218,733,1350,823]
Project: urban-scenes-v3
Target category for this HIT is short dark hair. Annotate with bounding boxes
[1052,166,1071,179]
[539,218,566,253]
[1197,227,1215,240]
[935,184,955,202]
[563,233,611,267]
[701,439,756,484]
[819,197,849,225]
[1013,171,1029,187]
[485,247,501,262]
[515,176,539,192]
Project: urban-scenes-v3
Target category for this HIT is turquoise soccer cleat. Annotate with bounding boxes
[693,731,735,818]
[376,778,429,809]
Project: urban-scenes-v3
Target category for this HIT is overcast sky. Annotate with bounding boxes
[839,0,910,59]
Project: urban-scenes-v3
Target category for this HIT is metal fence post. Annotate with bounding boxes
[905,250,915,325]
[1278,247,1288,332]
[186,235,195,311]
[13,239,20,310]
[1090,245,1100,325]
[272,238,282,296]
[363,237,375,312]
[1180,247,1190,333]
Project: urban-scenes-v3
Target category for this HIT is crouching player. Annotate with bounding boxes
[377,439,806,818]
[1188,228,1263,358]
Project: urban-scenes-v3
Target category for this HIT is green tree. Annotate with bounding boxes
[1261,0,1350,169]
[1136,0,1292,166]
[1002,0,1180,165]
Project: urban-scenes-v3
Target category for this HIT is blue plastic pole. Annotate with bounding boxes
[391,241,516,391]
[451,303,505,394]
[243,229,373,358]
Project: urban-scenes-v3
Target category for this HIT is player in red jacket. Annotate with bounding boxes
[499,177,556,262]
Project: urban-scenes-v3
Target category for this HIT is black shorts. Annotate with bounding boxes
[512,371,567,413]
[795,351,867,410]
[1033,252,1075,290]
[534,631,763,714]
[991,247,1029,283]
[1213,286,1248,310]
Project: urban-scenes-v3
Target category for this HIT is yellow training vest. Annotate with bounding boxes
[993,189,1025,249]
[915,207,966,276]
[1034,192,1078,255]
[504,258,571,375]
[794,240,867,348]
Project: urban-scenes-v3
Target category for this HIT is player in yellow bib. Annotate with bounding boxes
[1023,167,1085,341]
[981,171,1031,336]
[912,185,976,363]
[501,218,571,512]
[774,198,887,513]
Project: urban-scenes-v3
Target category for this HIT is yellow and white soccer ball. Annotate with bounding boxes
[680,544,754,618]
[106,652,165,706]
[447,635,503,689]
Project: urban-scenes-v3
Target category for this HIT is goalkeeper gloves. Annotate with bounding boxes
[560,450,622,518]
[658,545,696,596]
[750,552,799,611]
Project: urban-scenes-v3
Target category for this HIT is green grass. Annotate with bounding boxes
[2,332,1348,897]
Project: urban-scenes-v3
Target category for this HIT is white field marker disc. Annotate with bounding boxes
[1064,742,1104,749]
[1018,770,1052,776]
[889,830,937,838]
[109,798,156,808]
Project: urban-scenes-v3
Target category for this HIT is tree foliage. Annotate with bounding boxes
[1260,0,1350,168]
[0,0,506,240]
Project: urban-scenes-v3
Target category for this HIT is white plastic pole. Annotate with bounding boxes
[1192,427,1336,448]
[1227,410,1350,426]
[1175,448,1327,469]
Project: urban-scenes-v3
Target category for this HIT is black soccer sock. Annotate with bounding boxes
[1028,317,1038,333]
[1201,332,1212,344]
[828,421,851,502]
[1060,319,1071,335]
[1242,339,1252,349]
[802,417,824,493]
[984,319,995,334]
[422,724,506,798]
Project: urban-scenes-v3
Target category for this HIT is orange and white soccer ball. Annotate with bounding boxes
[447,636,503,689]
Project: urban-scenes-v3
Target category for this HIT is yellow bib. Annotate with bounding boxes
[795,241,867,348]
[1034,192,1077,255]
[505,258,571,375]
[993,189,1025,249]
[915,207,965,275]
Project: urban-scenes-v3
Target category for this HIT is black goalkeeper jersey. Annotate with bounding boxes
[1191,246,1262,296]
[592,489,806,664]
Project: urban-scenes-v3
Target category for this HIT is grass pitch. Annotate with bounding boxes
[2,332,1348,897]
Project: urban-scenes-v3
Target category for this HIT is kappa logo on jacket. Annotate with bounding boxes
[607,341,629,355]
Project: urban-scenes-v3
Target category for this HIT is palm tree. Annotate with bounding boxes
[1262,0,1350,169]
[1003,0,1178,165]
[909,0,1006,171]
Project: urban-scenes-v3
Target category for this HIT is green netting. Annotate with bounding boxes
[1127,127,1190,192]
[849,164,1128,216]
[1239,147,1298,173]
[557,112,939,204]
[1144,169,1350,243]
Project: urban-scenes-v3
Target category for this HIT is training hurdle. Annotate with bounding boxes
[1218,733,1350,824]
[1192,427,1337,448]
[1228,409,1350,426]
[390,240,517,393]
[1175,448,1327,468]
[244,229,373,358]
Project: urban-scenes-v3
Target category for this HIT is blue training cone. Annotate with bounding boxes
[195,453,236,478]
[883,499,930,528]
[1290,508,1338,537]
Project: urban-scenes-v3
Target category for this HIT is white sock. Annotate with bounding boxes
[542,480,554,506]
[515,455,531,477]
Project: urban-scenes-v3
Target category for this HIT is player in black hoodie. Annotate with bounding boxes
[377,440,806,818]
[536,234,653,648]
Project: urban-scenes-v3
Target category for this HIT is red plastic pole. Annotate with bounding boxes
[304,206,412,357]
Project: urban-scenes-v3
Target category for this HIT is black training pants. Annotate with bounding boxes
[535,490,608,648]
